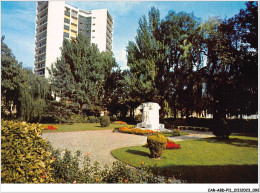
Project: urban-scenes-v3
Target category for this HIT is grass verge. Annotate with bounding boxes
[42,123,134,133]
[111,135,258,183]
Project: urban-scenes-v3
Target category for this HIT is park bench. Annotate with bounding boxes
[177,126,210,132]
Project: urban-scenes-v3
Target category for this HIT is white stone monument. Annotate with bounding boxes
[137,102,165,131]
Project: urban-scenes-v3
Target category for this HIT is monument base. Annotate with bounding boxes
[136,122,167,131]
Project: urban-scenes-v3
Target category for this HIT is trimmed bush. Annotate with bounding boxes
[71,115,88,123]
[88,116,99,123]
[1,120,54,183]
[100,115,110,127]
[213,118,232,139]
[147,134,167,158]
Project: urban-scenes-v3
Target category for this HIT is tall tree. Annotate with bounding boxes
[49,34,117,114]
[1,36,23,118]
[17,69,50,122]
[200,1,258,119]
[1,36,50,122]
[126,7,169,116]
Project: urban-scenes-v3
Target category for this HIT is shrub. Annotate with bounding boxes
[49,148,82,183]
[49,149,178,183]
[1,120,54,183]
[213,118,232,139]
[100,115,110,127]
[226,119,258,134]
[118,127,158,135]
[71,114,88,123]
[147,134,167,158]
[88,116,99,123]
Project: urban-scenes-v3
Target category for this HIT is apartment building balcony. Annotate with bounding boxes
[35,66,45,71]
[106,36,112,45]
[34,63,45,70]
[107,12,113,22]
[106,42,112,51]
[36,12,48,24]
[36,20,47,29]
[71,20,77,26]
[36,26,47,36]
[64,11,70,17]
[35,50,46,57]
[35,38,47,50]
[107,18,113,28]
[37,3,48,13]
[34,60,46,67]
[36,29,47,38]
[37,1,48,10]
[35,53,46,60]
[36,35,47,43]
[34,57,46,65]
[107,22,113,32]
[34,68,45,76]
[37,5,48,16]
[35,42,46,51]
[106,29,112,39]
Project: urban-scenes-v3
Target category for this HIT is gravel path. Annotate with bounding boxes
[42,130,214,167]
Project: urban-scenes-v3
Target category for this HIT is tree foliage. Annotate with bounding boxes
[126,2,258,119]
[1,36,50,122]
[49,34,117,115]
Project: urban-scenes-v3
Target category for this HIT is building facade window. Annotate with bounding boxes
[64,25,70,30]
[71,10,78,18]
[65,11,70,17]
[64,18,70,24]
[64,32,69,38]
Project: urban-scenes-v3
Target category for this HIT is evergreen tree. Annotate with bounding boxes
[126,7,168,112]
[49,34,117,115]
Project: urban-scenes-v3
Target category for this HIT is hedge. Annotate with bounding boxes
[1,120,54,183]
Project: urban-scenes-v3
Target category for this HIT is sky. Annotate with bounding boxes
[1,1,247,70]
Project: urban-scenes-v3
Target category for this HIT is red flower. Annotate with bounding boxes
[46,125,57,130]
[166,140,181,149]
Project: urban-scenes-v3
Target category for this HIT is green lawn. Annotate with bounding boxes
[111,135,258,183]
[42,123,135,133]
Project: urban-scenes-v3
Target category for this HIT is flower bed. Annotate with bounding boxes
[118,127,158,135]
[166,139,181,149]
[46,125,58,130]
[112,121,127,125]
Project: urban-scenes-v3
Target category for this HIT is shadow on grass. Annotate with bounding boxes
[233,133,258,137]
[152,164,258,183]
[126,149,150,157]
[199,137,258,148]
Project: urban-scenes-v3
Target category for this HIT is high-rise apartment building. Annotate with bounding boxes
[34,1,113,78]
